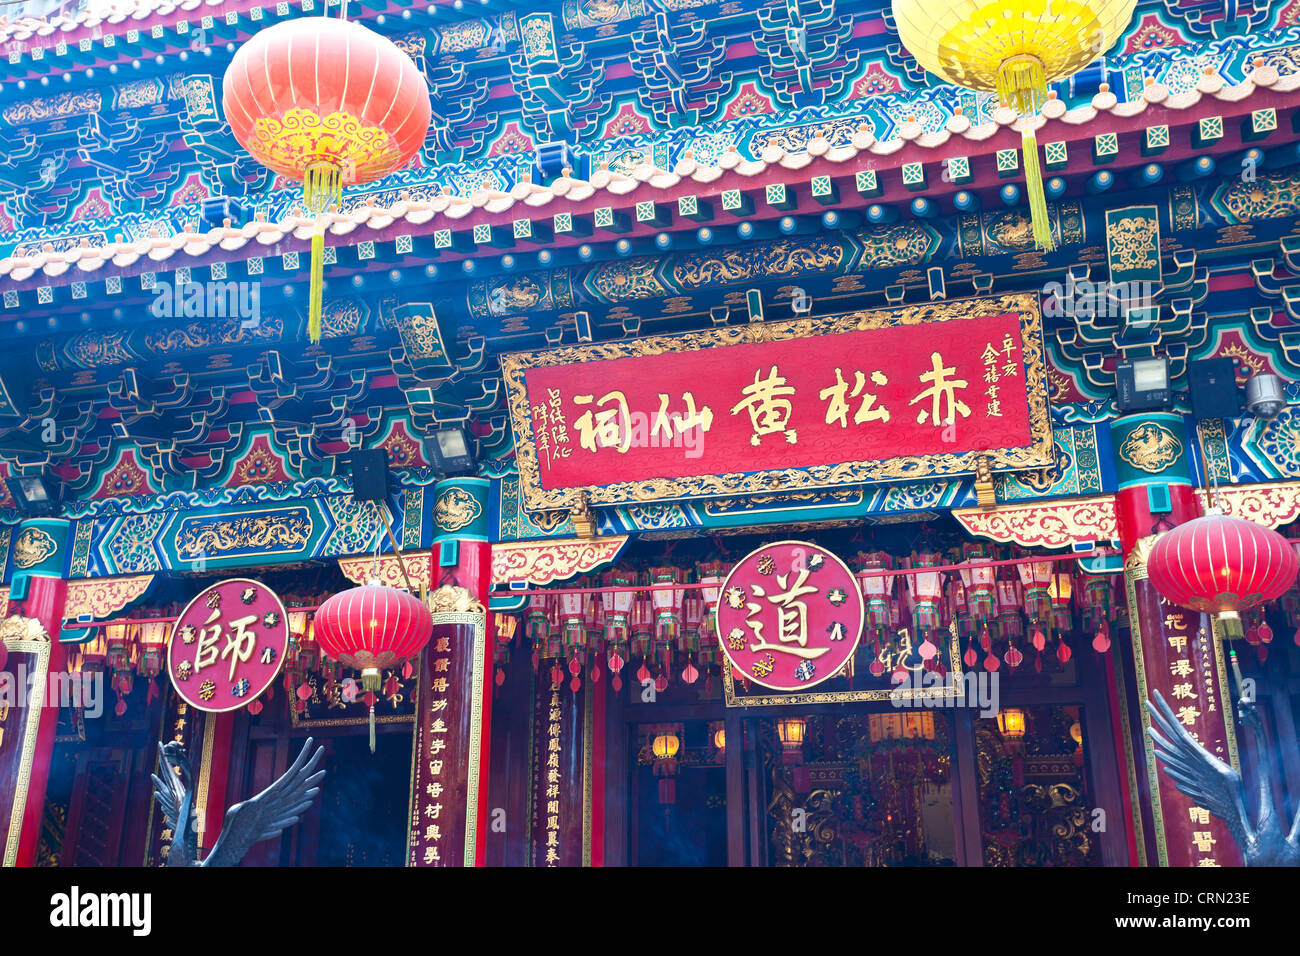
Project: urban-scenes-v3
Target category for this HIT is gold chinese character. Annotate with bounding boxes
[651,392,714,442]
[819,368,890,428]
[574,390,632,453]
[909,352,971,426]
[1170,659,1194,678]
[731,366,797,446]
[219,614,258,682]
[1188,807,1210,825]
[745,569,828,660]
[1176,705,1202,727]
[1191,831,1215,853]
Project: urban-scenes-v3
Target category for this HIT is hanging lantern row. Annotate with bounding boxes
[494,548,1143,692]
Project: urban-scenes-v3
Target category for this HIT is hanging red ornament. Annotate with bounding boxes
[495,668,505,687]
[1031,628,1046,652]
[1004,644,1024,669]
[1147,508,1299,638]
[1259,621,1274,644]
[1092,621,1111,654]
[1057,636,1072,664]
[983,651,1000,672]
[313,580,433,753]
[248,699,264,716]
[681,661,699,684]
[963,642,978,669]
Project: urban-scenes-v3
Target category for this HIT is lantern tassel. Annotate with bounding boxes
[1021,131,1054,252]
[301,162,342,345]
[308,228,325,344]
[997,55,1047,116]
[1218,611,1244,640]
[369,703,376,754]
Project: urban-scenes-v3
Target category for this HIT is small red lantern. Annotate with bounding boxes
[1147,508,1299,638]
[313,581,433,750]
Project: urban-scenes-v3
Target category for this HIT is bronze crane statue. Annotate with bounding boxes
[1147,690,1300,866]
[151,736,325,867]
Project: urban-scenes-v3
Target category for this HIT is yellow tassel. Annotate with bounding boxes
[1021,132,1054,252]
[997,55,1047,116]
[308,228,325,344]
[301,162,342,345]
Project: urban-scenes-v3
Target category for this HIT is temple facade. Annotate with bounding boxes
[0,0,1298,867]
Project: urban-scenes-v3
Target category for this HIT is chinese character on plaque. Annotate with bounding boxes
[715,541,863,691]
[167,578,290,713]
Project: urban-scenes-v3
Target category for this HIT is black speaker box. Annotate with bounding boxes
[348,448,390,502]
[1187,358,1241,420]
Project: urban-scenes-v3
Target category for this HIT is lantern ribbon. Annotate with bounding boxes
[302,162,343,344]
[1021,131,1053,252]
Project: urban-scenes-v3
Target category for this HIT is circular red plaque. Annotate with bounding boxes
[167,578,290,713]
[715,540,863,691]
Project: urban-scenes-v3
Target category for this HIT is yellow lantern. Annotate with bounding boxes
[996,707,1027,740]
[892,0,1138,250]
[651,733,680,760]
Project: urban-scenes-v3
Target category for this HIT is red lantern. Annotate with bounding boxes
[223,15,431,342]
[1147,508,1300,638]
[313,582,433,750]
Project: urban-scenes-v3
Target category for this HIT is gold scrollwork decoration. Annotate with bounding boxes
[952,496,1118,550]
[491,536,628,587]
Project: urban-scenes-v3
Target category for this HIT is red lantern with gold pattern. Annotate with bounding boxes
[313,581,433,750]
[1147,508,1299,639]
[222,14,431,342]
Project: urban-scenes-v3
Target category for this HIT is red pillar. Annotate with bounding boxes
[0,518,71,867]
[408,478,493,866]
[1111,413,1243,867]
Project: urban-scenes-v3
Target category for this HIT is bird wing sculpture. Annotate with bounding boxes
[203,737,326,867]
[150,741,197,868]
[151,736,325,867]
[1147,688,1300,865]
[1146,689,1252,854]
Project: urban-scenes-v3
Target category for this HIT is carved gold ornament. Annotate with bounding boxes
[433,487,483,534]
[426,585,485,615]
[63,575,155,620]
[1118,423,1184,474]
[953,496,1118,549]
[1216,481,1300,529]
[491,536,628,587]
[501,293,1054,510]
[12,528,56,570]
[0,615,49,643]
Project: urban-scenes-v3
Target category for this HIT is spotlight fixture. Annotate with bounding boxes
[5,472,61,516]
[1245,373,1287,419]
[1115,356,1171,413]
[428,425,477,475]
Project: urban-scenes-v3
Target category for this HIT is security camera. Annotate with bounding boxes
[1245,373,1287,419]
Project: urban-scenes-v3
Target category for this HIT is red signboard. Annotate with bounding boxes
[168,578,289,713]
[716,541,863,691]
[502,295,1051,510]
